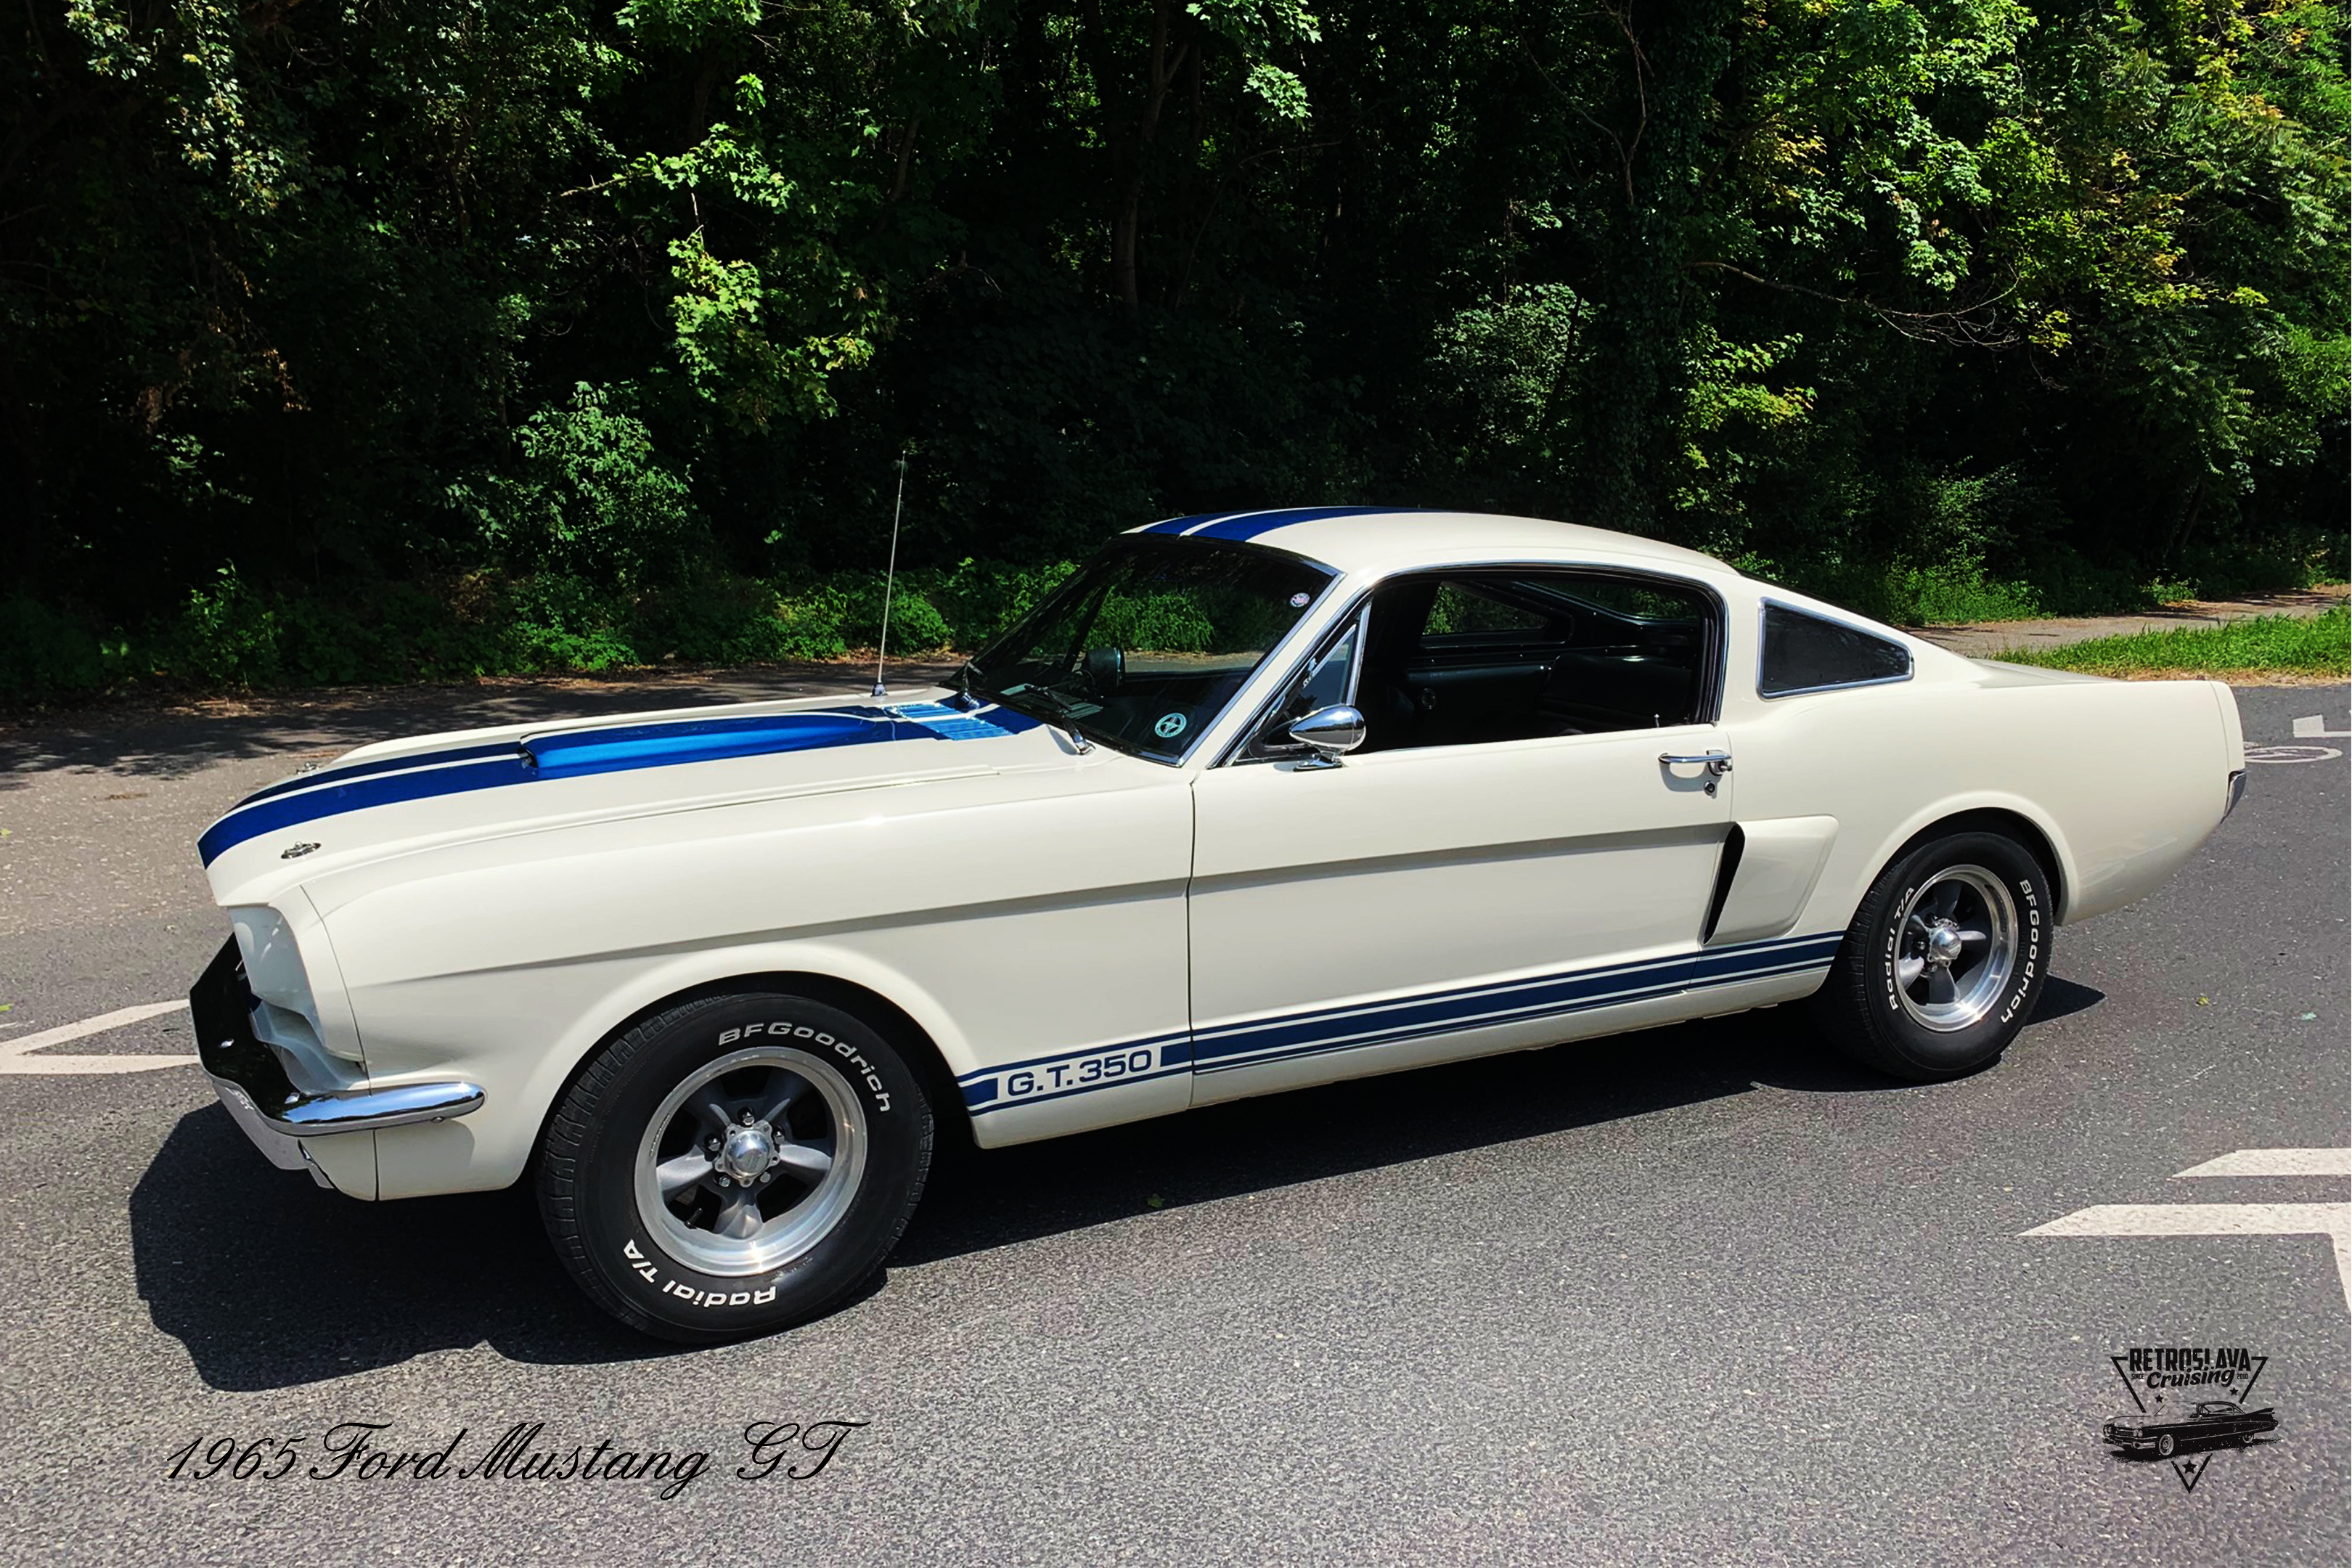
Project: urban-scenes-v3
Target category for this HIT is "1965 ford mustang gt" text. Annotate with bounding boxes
[189,507,2247,1338]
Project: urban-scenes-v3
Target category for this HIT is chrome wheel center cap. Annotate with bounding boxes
[717,1124,777,1183]
[1926,924,1965,966]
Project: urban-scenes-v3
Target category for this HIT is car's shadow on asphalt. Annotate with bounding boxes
[131,1108,673,1390]
[894,980,2103,1263]
[132,980,2104,1391]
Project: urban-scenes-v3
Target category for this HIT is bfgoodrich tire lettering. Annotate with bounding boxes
[538,992,932,1342]
[1809,830,2052,1082]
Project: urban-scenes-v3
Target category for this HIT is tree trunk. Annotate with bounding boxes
[1108,1,1185,312]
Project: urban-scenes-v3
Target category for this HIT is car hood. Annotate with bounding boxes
[199,689,1076,907]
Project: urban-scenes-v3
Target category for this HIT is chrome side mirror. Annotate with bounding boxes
[1287,704,1366,769]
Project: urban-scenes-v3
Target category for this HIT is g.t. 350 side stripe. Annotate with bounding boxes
[957,931,1842,1116]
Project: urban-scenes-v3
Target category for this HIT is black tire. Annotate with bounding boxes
[1808,829,2052,1082]
[537,991,932,1342]
[2155,1433,2176,1459]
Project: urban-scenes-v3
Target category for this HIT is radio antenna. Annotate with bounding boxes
[872,454,907,699]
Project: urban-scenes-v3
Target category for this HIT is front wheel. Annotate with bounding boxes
[1808,830,2052,1082]
[2155,1433,2177,1459]
[537,992,932,1342]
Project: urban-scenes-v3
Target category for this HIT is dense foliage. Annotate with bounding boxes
[3,0,2344,697]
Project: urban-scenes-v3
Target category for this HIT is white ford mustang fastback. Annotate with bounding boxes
[191,507,2246,1339]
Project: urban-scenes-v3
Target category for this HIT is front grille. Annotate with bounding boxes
[189,937,302,1115]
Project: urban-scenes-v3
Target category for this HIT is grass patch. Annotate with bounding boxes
[1997,608,2350,680]
[0,559,1081,711]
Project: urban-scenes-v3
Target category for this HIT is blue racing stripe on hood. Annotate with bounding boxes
[522,711,887,775]
[197,700,1034,866]
[234,740,528,807]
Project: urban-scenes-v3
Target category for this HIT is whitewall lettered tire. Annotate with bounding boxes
[1809,830,2052,1082]
[536,992,932,1342]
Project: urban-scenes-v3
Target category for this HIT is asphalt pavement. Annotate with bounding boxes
[0,679,2343,1567]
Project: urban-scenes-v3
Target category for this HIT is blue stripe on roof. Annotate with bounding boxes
[1132,513,1225,535]
[1185,506,1408,542]
[1130,506,1414,542]
[197,701,1030,866]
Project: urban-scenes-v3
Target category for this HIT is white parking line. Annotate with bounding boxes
[2025,1146,2352,1310]
[2023,1204,2351,1308]
[0,1001,198,1075]
[2173,1148,2352,1178]
[2291,715,2350,739]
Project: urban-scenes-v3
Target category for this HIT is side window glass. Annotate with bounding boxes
[1352,572,1716,753]
[1758,605,1911,696]
[1251,613,1363,757]
[1422,584,1548,641]
[1297,617,1360,712]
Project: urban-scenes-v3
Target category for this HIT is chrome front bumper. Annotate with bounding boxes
[189,939,486,1175]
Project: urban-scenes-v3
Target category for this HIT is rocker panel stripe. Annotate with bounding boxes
[957,931,1841,1115]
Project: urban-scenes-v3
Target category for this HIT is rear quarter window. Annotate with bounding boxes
[1759,605,1911,696]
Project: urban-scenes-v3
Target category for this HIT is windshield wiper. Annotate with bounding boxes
[1001,683,1098,754]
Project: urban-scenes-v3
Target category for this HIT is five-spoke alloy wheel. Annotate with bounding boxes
[634,1046,869,1277]
[1891,865,2018,1034]
[539,992,931,1342]
[1810,828,2052,1081]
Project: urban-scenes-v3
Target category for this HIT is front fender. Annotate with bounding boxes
[362,939,985,1201]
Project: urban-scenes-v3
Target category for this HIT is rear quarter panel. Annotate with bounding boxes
[1730,672,2236,940]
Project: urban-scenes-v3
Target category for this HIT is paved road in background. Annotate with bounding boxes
[0,679,2343,1566]
[1903,584,2348,658]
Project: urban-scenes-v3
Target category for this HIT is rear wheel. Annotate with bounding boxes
[537,992,932,1342]
[1809,830,2051,1081]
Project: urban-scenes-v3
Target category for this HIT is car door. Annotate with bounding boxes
[1185,568,1744,1105]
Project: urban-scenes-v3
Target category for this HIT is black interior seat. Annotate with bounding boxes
[1535,651,1697,734]
[1355,579,1440,752]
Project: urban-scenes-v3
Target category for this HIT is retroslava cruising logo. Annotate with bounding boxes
[2099,1347,2280,1493]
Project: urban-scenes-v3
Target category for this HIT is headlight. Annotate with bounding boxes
[229,905,341,1062]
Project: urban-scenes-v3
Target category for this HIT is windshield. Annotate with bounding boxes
[965,536,1334,761]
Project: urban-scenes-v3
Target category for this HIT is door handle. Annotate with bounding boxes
[1658,751,1733,777]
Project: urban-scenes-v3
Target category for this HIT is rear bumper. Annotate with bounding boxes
[189,939,486,1164]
